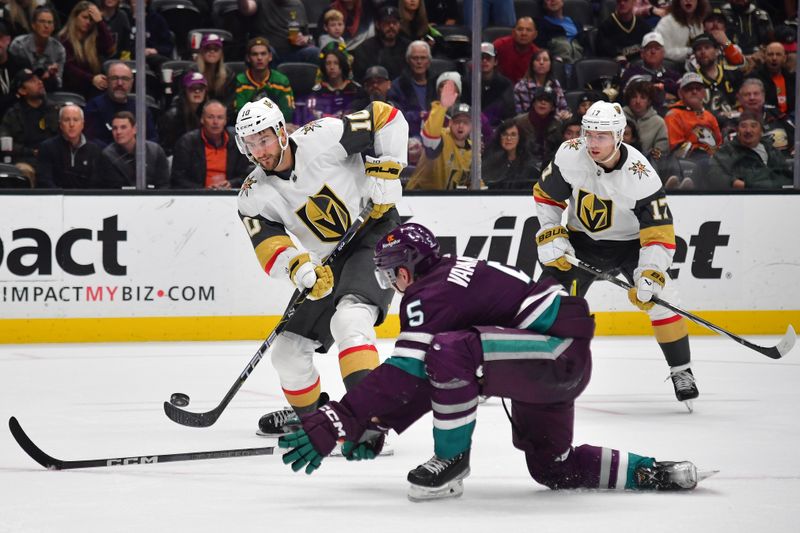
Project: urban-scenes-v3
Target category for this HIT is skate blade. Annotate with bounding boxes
[408,479,465,502]
[682,400,694,413]
[697,469,719,483]
[330,442,395,458]
[255,429,292,438]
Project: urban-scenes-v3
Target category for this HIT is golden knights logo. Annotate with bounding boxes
[301,120,323,135]
[296,185,351,242]
[628,160,650,179]
[577,189,613,232]
[239,175,256,197]
[565,138,582,150]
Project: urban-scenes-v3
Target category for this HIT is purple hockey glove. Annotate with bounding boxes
[278,405,346,474]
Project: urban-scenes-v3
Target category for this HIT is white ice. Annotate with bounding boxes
[1,336,798,533]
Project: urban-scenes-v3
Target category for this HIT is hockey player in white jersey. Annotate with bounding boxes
[235,96,408,436]
[533,101,699,410]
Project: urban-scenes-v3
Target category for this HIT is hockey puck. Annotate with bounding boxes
[170,393,190,407]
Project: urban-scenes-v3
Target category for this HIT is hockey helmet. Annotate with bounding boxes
[374,223,441,288]
[581,101,627,150]
[235,97,289,164]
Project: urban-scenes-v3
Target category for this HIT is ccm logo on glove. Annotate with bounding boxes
[321,405,346,438]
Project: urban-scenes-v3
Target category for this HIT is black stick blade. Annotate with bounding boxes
[9,416,63,470]
[162,401,221,428]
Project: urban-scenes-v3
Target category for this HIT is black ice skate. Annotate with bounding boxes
[256,392,329,437]
[670,365,699,412]
[407,451,471,502]
[634,460,708,490]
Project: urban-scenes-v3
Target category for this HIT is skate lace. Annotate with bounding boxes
[670,370,695,391]
[270,408,297,426]
[421,456,452,475]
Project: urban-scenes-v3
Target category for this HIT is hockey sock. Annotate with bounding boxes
[339,344,380,391]
[283,377,322,416]
[652,315,691,367]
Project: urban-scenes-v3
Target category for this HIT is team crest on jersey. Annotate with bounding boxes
[239,175,256,197]
[301,121,323,135]
[296,185,351,242]
[628,160,650,179]
[577,189,613,233]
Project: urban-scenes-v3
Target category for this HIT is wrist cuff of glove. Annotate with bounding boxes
[288,252,311,280]
[641,269,666,287]
[536,225,569,246]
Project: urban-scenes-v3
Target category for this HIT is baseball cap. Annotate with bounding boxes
[776,24,797,53]
[691,33,717,50]
[704,7,726,23]
[183,71,208,88]
[679,72,705,89]
[378,5,400,21]
[247,36,270,53]
[12,68,40,93]
[200,33,224,49]
[449,102,471,119]
[481,42,496,56]
[363,65,390,82]
[0,20,10,37]
[641,32,664,48]
[533,86,556,104]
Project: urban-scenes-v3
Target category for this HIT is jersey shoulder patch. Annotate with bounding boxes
[553,139,588,174]
[290,117,344,151]
[237,168,270,216]
[621,144,662,198]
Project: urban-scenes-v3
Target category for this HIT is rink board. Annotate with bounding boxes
[0,193,798,343]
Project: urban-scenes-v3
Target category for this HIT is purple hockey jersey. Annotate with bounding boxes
[330,256,569,440]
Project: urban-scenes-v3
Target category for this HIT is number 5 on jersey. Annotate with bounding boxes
[406,300,424,326]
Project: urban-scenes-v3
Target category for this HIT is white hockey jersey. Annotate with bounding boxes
[237,102,408,278]
[534,138,676,271]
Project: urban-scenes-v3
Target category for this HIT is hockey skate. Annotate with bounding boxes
[256,408,301,437]
[669,365,699,412]
[634,460,717,490]
[407,451,471,502]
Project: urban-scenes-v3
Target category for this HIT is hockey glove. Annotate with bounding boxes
[536,225,575,271]
[288,252,333,300]
[279,404,345,474]
[628,267,666,311]
[366,158,403,219]
[341,427,387,461]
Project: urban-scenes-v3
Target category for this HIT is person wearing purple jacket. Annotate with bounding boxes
[279,223,709,501]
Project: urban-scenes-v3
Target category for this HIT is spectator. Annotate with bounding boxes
[99,0,132,60]
[325,0,376,49]
[572,90,604,118]
[9,6,65,90]
[751,42,795,116]
[513,86,562,167]
[535,0,584,64]
[399,0,437,42]
[351,6,411,83]
[622,79,669,162]
[0,20,27,117]
[128,0,172,73]
[481,118,540,190]
[463,42,515,137]
[307,42,366,120]
[232,37,294,122]
[58,1,114,99]
[170,100,252,189]
[36,103,103,188]
[493,17,539,85]
[705,111,791,189]
[701,8,747,70]
[720,0,773,56]
[239,0,320,63]
[1,0,53,38]
[654,0,710,62]
[406,80,472,190]
[318,9,346,49]
[595,0,653,64]
[634,0,668,20]
[84,61,157,147]
[348,65,398,111]
[0,68,59,181]
[624,121,642,152]
[97,110,169,188]
[561,116,581,140]
[425,0,458,26]
[620,32,681,112]
[463,0,516,29]
[663,72,722,188]
[689,33,743,119]
[194,33,235,105]
[513,49,569,118]
[159,71,208,156]
[387,40,437,138]
[732,77,793,155]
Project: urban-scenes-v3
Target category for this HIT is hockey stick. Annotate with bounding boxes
[8,417,275,470]
[564,254,796,360]
[163,202,376,428]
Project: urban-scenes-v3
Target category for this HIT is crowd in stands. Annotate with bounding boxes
[0,0,796,191]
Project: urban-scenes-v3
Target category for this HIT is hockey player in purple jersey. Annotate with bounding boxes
[278,223,710,501]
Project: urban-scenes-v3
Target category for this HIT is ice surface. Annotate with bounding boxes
[1,336,798,533]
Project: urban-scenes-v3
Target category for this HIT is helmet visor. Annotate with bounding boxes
[241,130,280,153]
[374,267,396,290]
